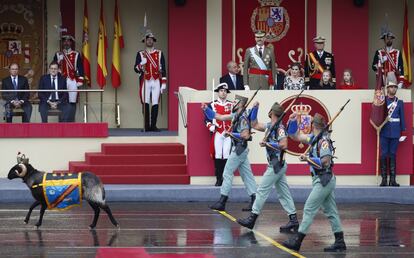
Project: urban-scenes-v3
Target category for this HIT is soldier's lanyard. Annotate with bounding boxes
[387,97,398,118]
[308,52,324,74]
[62,51,75,71]
[383,48,398,72]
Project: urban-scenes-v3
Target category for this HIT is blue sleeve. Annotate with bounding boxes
[76,53,84,77]
[204,103,213,125]
[134,52,142,73]
[400,100,406,131]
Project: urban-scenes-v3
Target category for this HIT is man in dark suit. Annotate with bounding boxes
[220,61,245,90]
[1,63,32,122]
[38,62,69,123]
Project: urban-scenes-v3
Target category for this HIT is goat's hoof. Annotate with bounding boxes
[89,225,96,230]
[115,224,120,229]
[24,220,28,224]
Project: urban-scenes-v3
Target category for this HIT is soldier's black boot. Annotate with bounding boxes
[242,194,256,211]
[150,104,160,132]
[379,157,388,186]
[280,213,299,233]
[143,103,150,131]
[237,212,258,229]
[282,232,306,251]
[324,231,347,252]
[209,195,228,211]
[214,159,220,186]
[389,156,400,187]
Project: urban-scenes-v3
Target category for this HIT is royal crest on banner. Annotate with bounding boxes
[281,95,331,154]
[250,0,290,42]
[0,0,46,100]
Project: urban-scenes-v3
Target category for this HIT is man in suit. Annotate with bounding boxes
[243,30,277,90]
[220,61,245,90]
[38,62,69,123]
[304,36,336,89]
[1,63,32,123]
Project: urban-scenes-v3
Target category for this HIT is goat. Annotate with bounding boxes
[7,153,119,229]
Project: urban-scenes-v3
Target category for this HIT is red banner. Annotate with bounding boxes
[235,0,307,71]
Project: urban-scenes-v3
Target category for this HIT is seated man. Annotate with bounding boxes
[38,62,69,123]
[220,61,245,90]
[1,63,32,122]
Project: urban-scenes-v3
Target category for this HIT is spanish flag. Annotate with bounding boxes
[97,0,108,88]
[402,0,412,87]
[82,0,91,87]
[111,0,124,88]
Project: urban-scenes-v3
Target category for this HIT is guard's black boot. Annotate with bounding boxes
[389,156,400,187]
[214,159,220,186]
[280,213,299,233]
[242,194,256,211]
[209,195,228,211]
[324,231,347,252]
[217,159,226,186]
[150,104,160,132]
[282,232,306,251]
[379,157,388,187]
[143,103,150,131]
[237,213,258,229]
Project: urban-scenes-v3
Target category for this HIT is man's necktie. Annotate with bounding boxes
[51,77,57,101]
[232,75,236,87]
[259,47,263,57]
[12,77,17,90]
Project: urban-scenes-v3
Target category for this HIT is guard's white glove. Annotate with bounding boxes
[381,56,388,63]
[209,124,216,133]
[398,82,403,89]
[161,83,167,94]
[244,85,250,91]
[140,58,147,65]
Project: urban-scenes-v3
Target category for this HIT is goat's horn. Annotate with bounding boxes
[17,164,27,177]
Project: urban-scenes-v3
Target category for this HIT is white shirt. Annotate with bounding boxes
[256,45,264,55]
[317,51,324,58]
[229,73,236,86]
[50,75,59,100]
[10,76,18,87]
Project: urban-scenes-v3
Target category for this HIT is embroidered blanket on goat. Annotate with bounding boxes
[42,173,82,210]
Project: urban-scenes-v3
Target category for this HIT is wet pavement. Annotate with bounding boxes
[0,202,413,257]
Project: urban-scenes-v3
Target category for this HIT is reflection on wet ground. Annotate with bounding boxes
[0,202,413,257]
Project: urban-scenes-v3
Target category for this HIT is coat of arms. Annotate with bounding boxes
[251,0,290,42]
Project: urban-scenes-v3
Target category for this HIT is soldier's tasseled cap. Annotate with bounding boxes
[234,95,248,106]
[313,36,326,44]
[380,24,395,39]
[312,113,327,129]
[16,152,29,164]
[214,83,230,93]
[269,102,284,117]
[254,30,266,38]
[142,30,157,43]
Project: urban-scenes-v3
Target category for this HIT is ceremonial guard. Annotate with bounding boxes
[134,30,167,132]
[237,102,298,233]
[202,95,257,211]
[304,36,336,89]
[379,79,405,187]
[282,113,346,252]
[53,34,84,122]
[243,31,277,90]
[372,30,404,88]
[205,83,234,186]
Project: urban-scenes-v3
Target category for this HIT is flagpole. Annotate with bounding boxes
[115,88,120,128]
[100,91,103,122]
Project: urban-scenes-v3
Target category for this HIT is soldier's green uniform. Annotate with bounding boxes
[282,115,346,252]
[237,119,298,232]
[208,97,257,212]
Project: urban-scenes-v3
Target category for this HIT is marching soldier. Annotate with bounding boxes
[205,83,234,186]
[379,78,405,187]
[202,95,257,212]
[282,113,346,252]
[304,36,336,89]
[237,101,298,233]
[243,30,277,90]
[372,30,404,88]
[134,30,167,131]
[53,34,84,122]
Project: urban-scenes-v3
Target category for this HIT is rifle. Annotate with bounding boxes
[227,87,261,134]
[302,99,351,156]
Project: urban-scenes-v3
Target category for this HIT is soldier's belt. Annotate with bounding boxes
[388,118,400,122]
[248,68,274,85]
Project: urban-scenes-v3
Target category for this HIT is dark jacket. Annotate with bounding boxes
[1,75,30,102]
[38,73,68,103]
[219,73,244,90]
